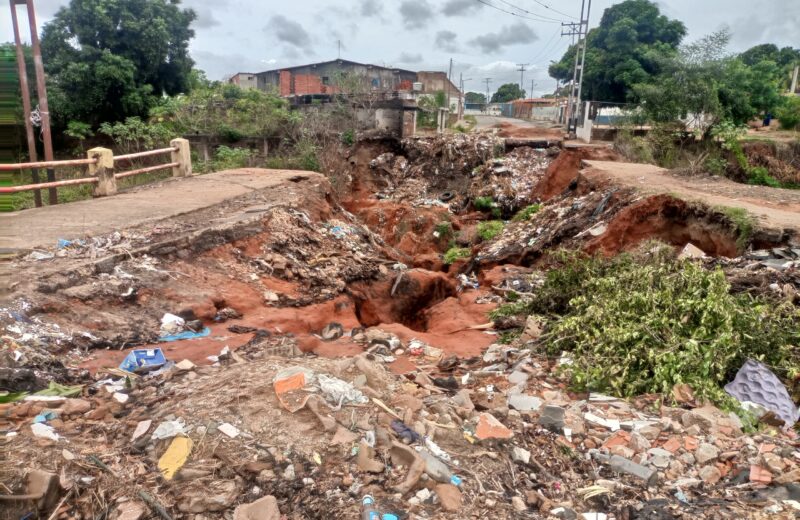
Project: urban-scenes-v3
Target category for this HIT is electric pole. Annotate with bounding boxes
[517,63,529,99]
[18,0,57,204]
[484,78,492,108]
[530,79,537,98]
[564,0,592,135]
[9,0,41,207]
[791,64,799,94]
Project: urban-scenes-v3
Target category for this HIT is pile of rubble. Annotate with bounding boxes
[2,321,799,519]
[468,147,555,218]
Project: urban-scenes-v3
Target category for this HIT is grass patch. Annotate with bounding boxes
[443,246,471,265]
[715,206,755,251]
[504,246,800,405]
[477,220,504,241]
[513,204,542,221]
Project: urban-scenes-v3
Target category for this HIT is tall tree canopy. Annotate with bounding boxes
[465,92,487,104]
[633,30,787,130]
[491,84,525,103]
[549,0,686,103]
[41,0,196,127]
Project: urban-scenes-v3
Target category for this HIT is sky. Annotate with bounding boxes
[1,0,798,98]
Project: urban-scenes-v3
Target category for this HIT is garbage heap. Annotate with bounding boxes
[2,326,799,520]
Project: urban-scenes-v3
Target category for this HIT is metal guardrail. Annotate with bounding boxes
[0,139,191,200]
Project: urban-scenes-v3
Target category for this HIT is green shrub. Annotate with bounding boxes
[213,145,251,170]
[216,124,245,142]
[523,247,800,404]
[776,96,800,130]
[513,204,542,221]
[434,222,453,239]
[704,157,728,176]
[715,206,755,251]
[477,220,504,241]
[747,166,781,188]
[341,129,355,146]
[443,247,471,265]
[473,196,494,211]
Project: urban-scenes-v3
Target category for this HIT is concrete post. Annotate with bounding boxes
[89,147,116,197]
[170,138,192,177]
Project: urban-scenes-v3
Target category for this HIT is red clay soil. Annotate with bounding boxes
[348,269,456,330]
[534,148,619,201]
[355,200,454,257]
[585,194,740,257]
[493,122,564,140]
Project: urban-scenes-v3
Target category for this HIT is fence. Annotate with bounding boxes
[0,138,191,202]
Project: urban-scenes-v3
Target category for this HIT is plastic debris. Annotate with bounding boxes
[119,348,167,374]
[160,313,185,335]
[159,327,211,342]
[218,422,240,438]
[158,436,193,480]
[317,374,369,406]
[31,423,61,441]
[724,359,800,429]
[151,419,187,440]
[390,419,422,443]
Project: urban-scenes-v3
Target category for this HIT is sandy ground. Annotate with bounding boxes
[584,160,800,232]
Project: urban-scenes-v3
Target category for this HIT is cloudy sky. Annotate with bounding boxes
[1,0,798,97]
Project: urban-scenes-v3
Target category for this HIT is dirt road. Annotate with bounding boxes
[583,160,800,233]
[473,115,564,140]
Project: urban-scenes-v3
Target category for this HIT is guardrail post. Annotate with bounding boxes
[89,147,116,197]
[170,138,192,177]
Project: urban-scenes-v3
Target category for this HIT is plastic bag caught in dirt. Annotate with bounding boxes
[160,313,185,335]
[151,419,187,440]
[274,366,317,412]
[318,374,369,407]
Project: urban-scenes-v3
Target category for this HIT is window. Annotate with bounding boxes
[322,76,330,85]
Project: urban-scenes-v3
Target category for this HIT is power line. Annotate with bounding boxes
[475,0,563,23]
[529,26,561,64]
[493,0,564,22]
[528,0,579,20]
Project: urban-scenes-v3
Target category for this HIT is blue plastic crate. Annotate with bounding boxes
[119,348,167,373]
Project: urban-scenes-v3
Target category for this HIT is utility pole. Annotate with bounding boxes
[791,64,799,94]
[484,78,492,110]
[445,58,452,111]
[516,63,529,98]
[9,0,41,207]
[530,79,537,98]
[564,0,592,135]
[22,0,57,204]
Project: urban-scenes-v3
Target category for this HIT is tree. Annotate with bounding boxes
[465,92,486,104]
[491,84,525,103]
[41,0,197,127]
[633,30,786,132]
[549,0,686,103]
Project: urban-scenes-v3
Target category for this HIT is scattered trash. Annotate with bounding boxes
[158,436,193,480]
[160,313,185,335]
[724,359,799,429]
[218,422,240,438]
[159,327,211,342]
[317,374,369,406]
[131,420,152,442]
[119,348,167,374]
[151,419,187,440]
[390,419,422,443]
[31,422,61,441]
[319,322,344,341]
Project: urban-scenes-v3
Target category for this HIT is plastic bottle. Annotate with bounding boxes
[361,495,399,520]
[362,495,380,520]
